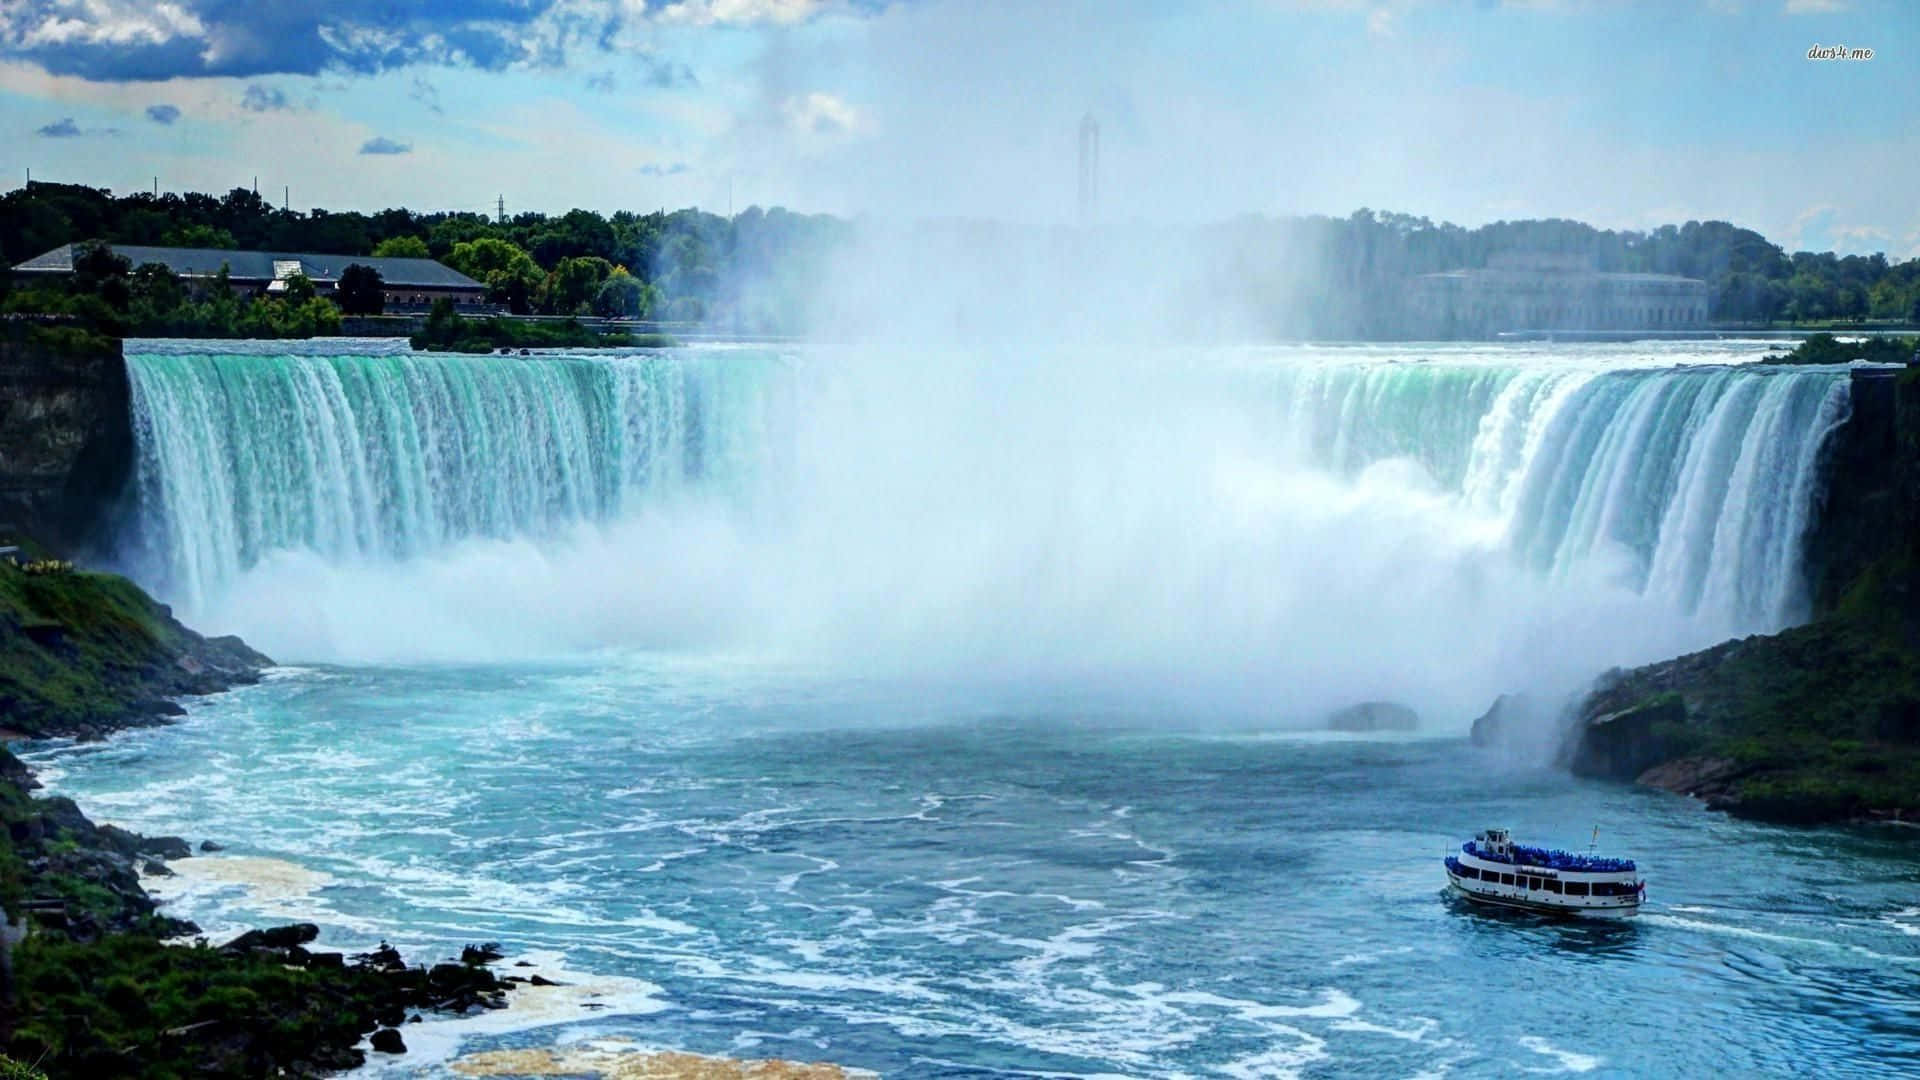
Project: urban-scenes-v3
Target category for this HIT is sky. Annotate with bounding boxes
[2,0,1917,256]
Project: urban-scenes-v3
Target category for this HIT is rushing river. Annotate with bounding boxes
[25,339,1920,1076]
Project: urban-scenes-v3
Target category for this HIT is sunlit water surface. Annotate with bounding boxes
[25,660,1920,1079]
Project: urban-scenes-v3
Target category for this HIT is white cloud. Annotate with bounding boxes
[781,91,865,136]
[11,1,204,48]
[654,0,828,27]
[1784,0,1846,12]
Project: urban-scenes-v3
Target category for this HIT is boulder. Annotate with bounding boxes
[460,942,505,965]
[1325,701,1418,733]
[369,1028,407,1055]
[223,923,320,952]
[138,835,193,861]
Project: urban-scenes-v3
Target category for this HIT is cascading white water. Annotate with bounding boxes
[125,341,788,610]
[120,339,1849,719]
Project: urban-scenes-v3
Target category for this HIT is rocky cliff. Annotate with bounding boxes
[1549,366,1920,825]
[0,321,133,557]
[0,563,270,739]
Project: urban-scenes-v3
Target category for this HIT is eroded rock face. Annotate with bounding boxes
[0,323,132,553]
[1325,701,1418,732]
[1564,695,1689,781]
[1469,694,1529,748]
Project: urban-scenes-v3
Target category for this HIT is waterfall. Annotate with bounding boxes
[1260,360,1849,633]
[120,341,1851,667]
[125,341,788,610]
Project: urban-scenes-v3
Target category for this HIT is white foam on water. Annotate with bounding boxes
[1329,945,1415,968]
[1883,907,1920,938]
[1644,912,1920,964]
[356,951,671,1078]
[1154,987,1362,1022]
[440,1037,875,1079]
[1516,1035,1602,1073]
[140,854,385,937]
[1332,1015,1444,1045]
[1214,1025,1330,1080]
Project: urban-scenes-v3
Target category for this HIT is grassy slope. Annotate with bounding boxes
[0,565,266,738]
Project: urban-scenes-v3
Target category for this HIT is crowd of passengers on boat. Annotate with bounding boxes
[1460,841,1637,874]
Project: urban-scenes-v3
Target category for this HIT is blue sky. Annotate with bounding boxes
[3,0,1916,255]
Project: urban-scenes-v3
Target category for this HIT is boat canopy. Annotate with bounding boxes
[1463,840,1635,874]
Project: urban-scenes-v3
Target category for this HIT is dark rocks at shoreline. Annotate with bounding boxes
[370,1027,407,1054]
[1550,622,1920,825]
[223,923,320,952]
[1325,701,1418,733]
[2,755,518,1076]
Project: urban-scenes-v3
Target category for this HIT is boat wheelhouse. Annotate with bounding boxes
[1443,827,1643,918]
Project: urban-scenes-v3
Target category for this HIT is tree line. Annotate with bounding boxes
[2,182,1917,338]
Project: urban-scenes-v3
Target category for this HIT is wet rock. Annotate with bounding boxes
[1565,694,1688,781]
[140,859,174,877]
[355,941,407,972]
[1470,693,1531,748]
[307,951,345,969]
[139,834,193,860]
[199,839,225,852]
[461,942,505,965]
[370,1028,407,1055]
[528,974,560,987]
[223,923,320,952]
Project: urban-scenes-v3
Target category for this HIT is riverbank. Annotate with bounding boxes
[0,561,268,740]
[0,557,528,1076]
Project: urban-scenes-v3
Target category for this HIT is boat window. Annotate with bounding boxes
[1525,877,1538,890]
[1458,865,1479,879]
[1500,873,1515,886]
[1545,879,1563,893]
[1564,881,1589,896]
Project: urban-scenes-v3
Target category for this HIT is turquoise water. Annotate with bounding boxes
[30,339,1917,1076]
[27,661,1920,1077]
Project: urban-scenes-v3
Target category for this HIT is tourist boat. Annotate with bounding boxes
[1444,828,1644,918]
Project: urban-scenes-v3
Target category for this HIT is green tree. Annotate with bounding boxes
[444,237,543,314]
[372,235,430,258]
[277,272,317,303]
[70,241,131,310]
[540,256,613,314]
[335,263,385,315]
[159,222,237,249]
[594,267,657,318]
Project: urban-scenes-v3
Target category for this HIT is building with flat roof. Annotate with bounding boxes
[10,243,487,311]
[1407,252,1709,337]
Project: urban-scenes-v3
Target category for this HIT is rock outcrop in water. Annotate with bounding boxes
[1552,367,1920,825]
[1326,701,1418,732]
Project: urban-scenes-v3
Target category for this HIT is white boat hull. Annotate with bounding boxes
[1448,878,1640,919]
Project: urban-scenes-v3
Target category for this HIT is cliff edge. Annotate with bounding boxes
[0,321,133,555]
[1552,365,1920,824]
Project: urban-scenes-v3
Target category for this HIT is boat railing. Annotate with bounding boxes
[1461,841,1636,874]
